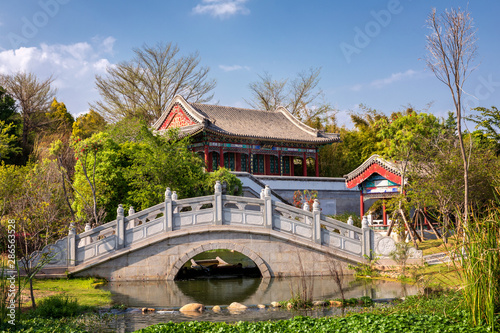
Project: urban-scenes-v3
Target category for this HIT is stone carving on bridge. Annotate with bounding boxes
[373,233,423,259]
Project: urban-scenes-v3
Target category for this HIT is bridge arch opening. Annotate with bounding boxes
[169,243,270,281]
[175,249,262,280]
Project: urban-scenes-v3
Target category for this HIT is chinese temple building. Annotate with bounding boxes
[153,95,340,177]
[344,155,403,226]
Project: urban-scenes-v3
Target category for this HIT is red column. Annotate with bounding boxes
[204,145,210,172]
[383,199,387,226]
[302,152,307,177]
[315,151,319,177]
[360,190,364,217]
[219,146,224,169]
[290,156,294,176]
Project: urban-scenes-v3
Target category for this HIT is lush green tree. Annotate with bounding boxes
[470,106,500,156]
[92,42,216,124]
[46,98,74,133]
[319,106,388,177]
[4,160,71,308]
[71,124,241,224]
[0,86,17,122]
[376,110,445,165]
[0,87,22,164]
[72,110,107,139]
[0,120,21,161]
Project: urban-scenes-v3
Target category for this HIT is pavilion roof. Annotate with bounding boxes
[344,154,404,189]
[152,95,340,144]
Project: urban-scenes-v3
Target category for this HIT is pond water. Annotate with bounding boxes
[99,276,418,332]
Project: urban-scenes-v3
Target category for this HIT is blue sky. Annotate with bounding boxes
[0,0,499,128]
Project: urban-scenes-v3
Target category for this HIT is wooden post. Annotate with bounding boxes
[302,152,307,176]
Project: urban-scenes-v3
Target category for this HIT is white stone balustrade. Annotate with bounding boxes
[33,181,376,270]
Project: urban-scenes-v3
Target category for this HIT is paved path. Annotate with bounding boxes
[423,252,452,265]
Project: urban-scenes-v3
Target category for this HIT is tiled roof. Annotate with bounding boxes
[344,154,404,187]
[153,96,340,144]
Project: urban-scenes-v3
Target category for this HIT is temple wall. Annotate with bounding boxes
[235,173,362,216]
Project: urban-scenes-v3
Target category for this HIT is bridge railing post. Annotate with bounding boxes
[263,185,272,229]
[214,181,222,225]
[361,215,374,259]
[312,199,321,244]
[67,223,76,266]
[347,216,355,239]
[116,204,125,249]
[165,188,173,231]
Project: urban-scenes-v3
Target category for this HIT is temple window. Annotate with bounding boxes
[241,154,248,172]
[253,154,265,174]
[212,152,220,171]
[283,156,290,175]
[224,152,235,171]
[270,155,280,174]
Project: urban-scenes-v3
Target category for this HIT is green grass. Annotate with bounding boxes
[419,236,458,256]
[27,277,112,308]
[134,313,491,333]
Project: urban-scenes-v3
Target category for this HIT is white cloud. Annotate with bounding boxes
[369,69,418,89]
[0,37,115,116]
[219,64,250,72]
[348,69,421,92]
[193,0,250,19]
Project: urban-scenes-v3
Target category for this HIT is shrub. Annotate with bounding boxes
[29,295,92,319]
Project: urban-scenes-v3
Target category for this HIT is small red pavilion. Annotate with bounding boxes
[344,155,403,225]
[152,95,340,177]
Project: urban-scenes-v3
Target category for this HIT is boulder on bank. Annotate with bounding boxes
[227,302,248,310]
[330,300,343,307]
[179,303,205,313]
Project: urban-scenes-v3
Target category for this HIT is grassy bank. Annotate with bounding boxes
[20,277,112,309]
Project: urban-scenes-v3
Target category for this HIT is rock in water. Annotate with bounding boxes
[271,301,281,307]
[179,303,205,313]
[212,305,221,313]
[227,302,248,310]
[257,304,266,309]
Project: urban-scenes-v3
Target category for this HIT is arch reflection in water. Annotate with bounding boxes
[101,276,418,308]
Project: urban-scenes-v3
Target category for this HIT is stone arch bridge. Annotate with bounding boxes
[33,182,420,281]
